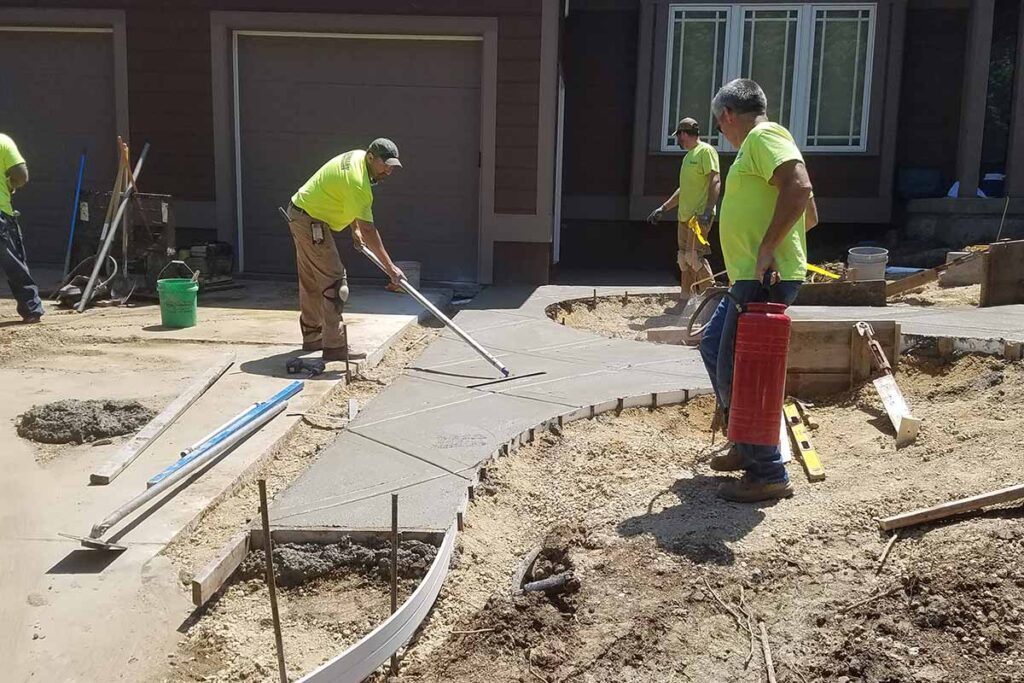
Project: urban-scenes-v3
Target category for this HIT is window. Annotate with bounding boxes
[661,4,876,152]
[663,9,729,148]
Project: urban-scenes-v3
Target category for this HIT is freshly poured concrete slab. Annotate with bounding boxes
[267,284,1024,538]
[268,431,473,530]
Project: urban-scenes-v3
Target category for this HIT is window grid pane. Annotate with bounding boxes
[666,8,728,148]
[740,9,799,128]
[807,7,872,148]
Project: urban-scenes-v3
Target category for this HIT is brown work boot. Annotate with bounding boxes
[323,346,366,362]
[717,475,794,503]
[709,445,744,472]
[302,339,323,352]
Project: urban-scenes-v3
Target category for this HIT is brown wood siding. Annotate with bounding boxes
[645,154,882,198]
[21,0,542,212]
[562,8,639,196]
[896,8,968,186]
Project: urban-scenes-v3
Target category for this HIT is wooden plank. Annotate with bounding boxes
[981,240,1024,307]
[783,402,825,482]
[191,531,249,607]
[90,354,234,485]
[886,250,985,297]
[794,280,886,307]
[877,484,1024,531]
[788,320,898,375]
[873,374,921,447]
[785,372,851,398]
[850,328,873,386]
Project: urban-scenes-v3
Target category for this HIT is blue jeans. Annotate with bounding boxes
[699,280,801,483]
[0,212,43,320]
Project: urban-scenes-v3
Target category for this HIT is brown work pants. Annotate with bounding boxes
[677,218,713,296]
[286,204,347,351]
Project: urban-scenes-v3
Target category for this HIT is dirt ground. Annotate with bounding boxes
[382,351,1024,683]
[554,282,982,341]
[159,319,442,683]
[891,282,981,308]
[550,294,692,341]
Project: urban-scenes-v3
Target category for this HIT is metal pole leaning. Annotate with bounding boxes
[358,244,510,377]
[77,142,150,312]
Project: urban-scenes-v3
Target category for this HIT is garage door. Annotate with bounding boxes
[237,34,482,282]
[0,28,117,265]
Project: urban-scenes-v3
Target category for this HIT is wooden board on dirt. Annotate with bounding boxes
[785,320,900,397]
[980,239,1024,307]
[794,280,886,307]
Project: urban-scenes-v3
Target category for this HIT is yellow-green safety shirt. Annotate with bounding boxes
[291,150,374,231]
[678,140,720,220]
[719,122,807,282]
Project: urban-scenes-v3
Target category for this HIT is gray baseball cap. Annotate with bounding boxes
[368,138,402,167]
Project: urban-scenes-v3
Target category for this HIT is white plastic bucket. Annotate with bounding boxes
[395,260,421,289]
[847,247,889,281]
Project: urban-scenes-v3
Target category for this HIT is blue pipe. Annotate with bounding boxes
[63,149,87,278]
[147,381,303,487]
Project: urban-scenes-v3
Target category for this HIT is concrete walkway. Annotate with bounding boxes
[0,274,448,682]
[268,286,1024,535]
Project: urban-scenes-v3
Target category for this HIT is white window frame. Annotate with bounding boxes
[661,3,876,153]
[660,5,732,150]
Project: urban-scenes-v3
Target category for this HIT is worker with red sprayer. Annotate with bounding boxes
[697,79,819,503]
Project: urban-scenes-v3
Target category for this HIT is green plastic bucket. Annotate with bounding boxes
[157,261,199,328]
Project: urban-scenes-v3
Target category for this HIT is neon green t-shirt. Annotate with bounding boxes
[678,140,720,220]
[0,133,27,216]
[719,122,807,282]
[291,150,374,231]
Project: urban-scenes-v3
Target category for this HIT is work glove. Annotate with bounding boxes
[697,211,713,232]
[646,207,663,224]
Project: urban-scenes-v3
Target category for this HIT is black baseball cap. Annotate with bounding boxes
[368,138,402,167]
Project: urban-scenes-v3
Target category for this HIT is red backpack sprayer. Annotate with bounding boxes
[687,277,793,447]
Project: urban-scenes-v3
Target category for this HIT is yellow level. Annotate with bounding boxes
[807,263,840,280]
[783,401,825,482]
[686,215,710,247]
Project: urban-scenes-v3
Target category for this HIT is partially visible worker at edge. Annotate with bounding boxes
[0,132,43,323]
[698,79,819,503]
[285,138,405,362]
[647,117,721,295]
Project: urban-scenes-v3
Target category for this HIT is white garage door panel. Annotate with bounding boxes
[0,31,117,265]
[238,34,481,281]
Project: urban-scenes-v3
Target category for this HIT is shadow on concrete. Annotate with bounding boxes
[239,348,346,381]
[617,473,768,566]
[46,548,124,575]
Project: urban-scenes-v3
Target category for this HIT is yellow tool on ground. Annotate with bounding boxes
[686,215,710,247]
[783,401,825,482]
[807,263,840,280]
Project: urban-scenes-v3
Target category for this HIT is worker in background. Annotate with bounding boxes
[284,138,405,361]
[698,79,818,503]
[0,133,43,324]
[647,117,721,295]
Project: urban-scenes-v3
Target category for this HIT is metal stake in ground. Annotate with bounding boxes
[391,493,400,676]
[259,480,288,683]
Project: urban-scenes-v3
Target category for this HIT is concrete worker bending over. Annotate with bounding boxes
[0,132,43,324]
[698,79,819,503]
[647,117,721,295]
[285,138,405,362]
